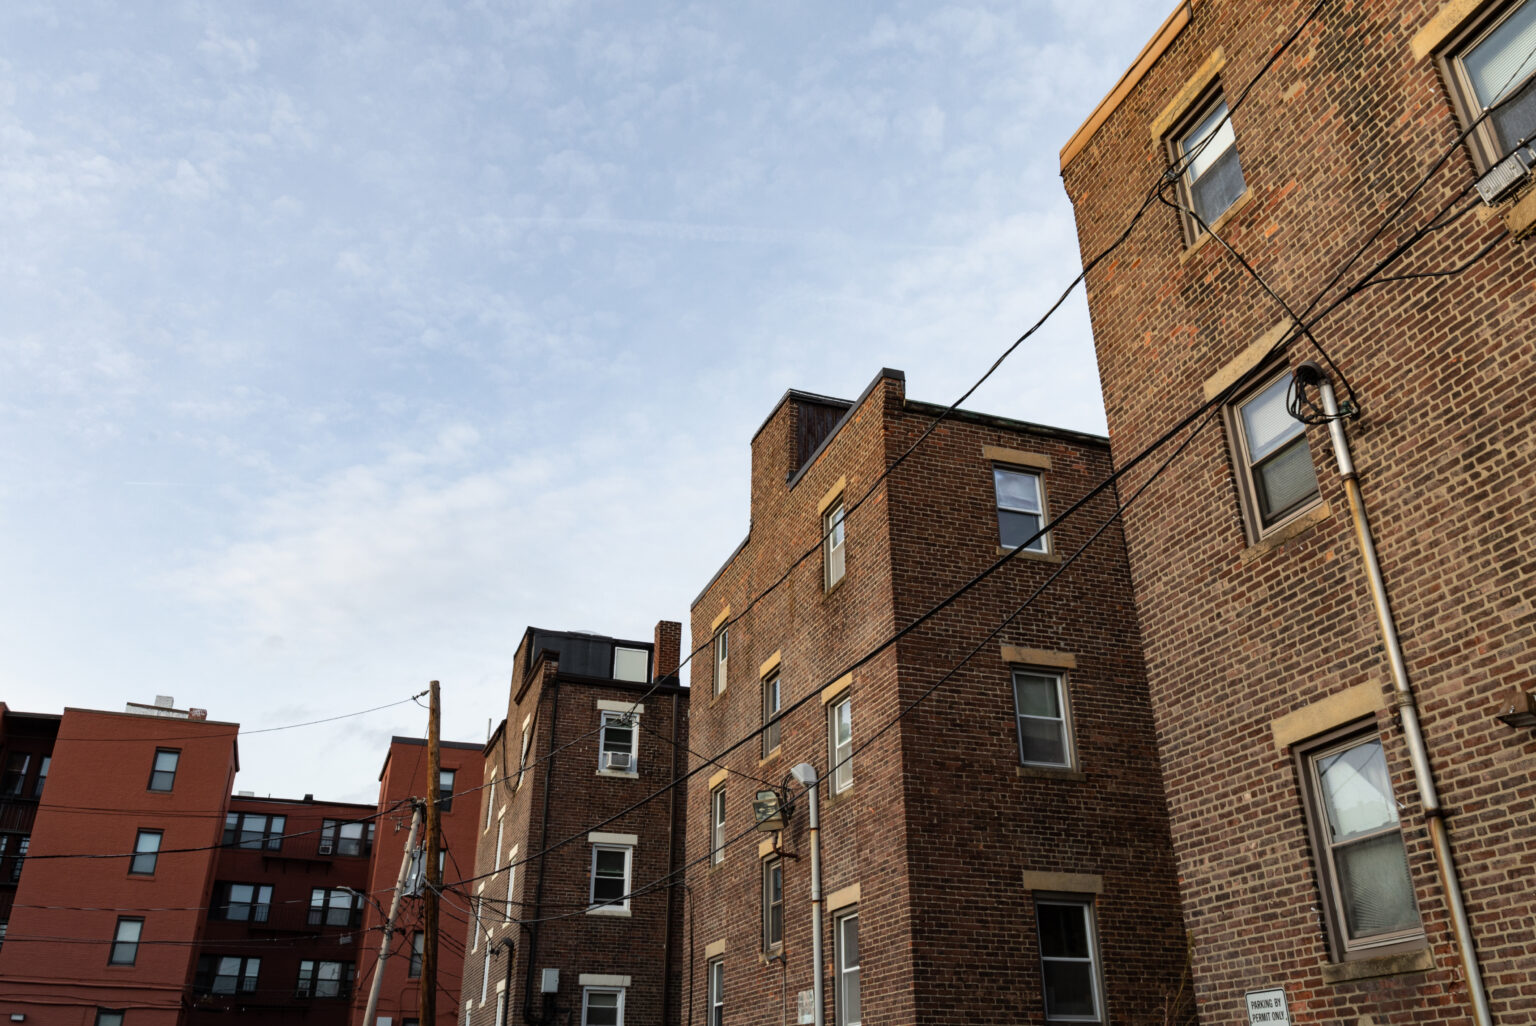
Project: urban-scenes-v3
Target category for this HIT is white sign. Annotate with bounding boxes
[797,990,815,1024]
[1246,988,1290,1025]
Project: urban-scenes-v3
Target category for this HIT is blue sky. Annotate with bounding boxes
[0,0,1171,801]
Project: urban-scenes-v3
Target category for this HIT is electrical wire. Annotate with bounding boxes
[41,691,429,744]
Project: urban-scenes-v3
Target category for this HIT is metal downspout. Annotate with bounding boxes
[1300,363,1492,1026]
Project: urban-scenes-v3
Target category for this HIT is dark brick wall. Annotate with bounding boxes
[686,371,1189,1025]
[1061,1,1536,1023]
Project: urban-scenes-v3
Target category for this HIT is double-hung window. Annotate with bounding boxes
[710,786,727,865]
[762,857,784,952]
[222,812,287,851]
[438,768,456,811]
[1298,727,1423,957]
[714,629,729,696]
[220,883,273,922]
[994,468,1048,553]
[296,960,353,999]
[309,887,361,927]
[130,830,162,875]
[589,845,632,912]
[707,958,724,1026]
[33,756,48,797]
[148,749,179,792]
[319,819,373,857]
[828,694,853,793]
[1171,90,1246,237]
[1228,369,1320,539]
[1442,0,1536,171]
[409,933,424,978]
[1,753,29,796]
[599,712,638,774]
[1012,669,1074,769]
[761,671,782,758]
[517,726,533,789]
[110,918,143,965]
[824,498,846,589]
[582,988,624,1026]
[195,955,261,995]
[1035,898,1103,1022]
[834,909,860,1026]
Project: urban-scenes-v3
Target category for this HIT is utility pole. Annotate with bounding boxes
[363,803,423,1026]
[421,681,442,1026]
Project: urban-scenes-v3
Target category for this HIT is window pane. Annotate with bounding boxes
[993,469,1041,512]
[998,510,1045,551]
[1317,738,1398,842]
[1191,144,1246,223]
[586,992,620,1026]
[1018,719,1067,766]
[1255,439,1319,522]
[1239,376,1305,461]
[1465,1,1536,108]
[1037,904,1090,959]
[1181,100,1235,179]
[1041,961,1097,1018]
[601,719,634,753]
[613,646,649,682]
[1013,675,1060,718]
[1334,832,1421,938]
[1490,75,1536,153]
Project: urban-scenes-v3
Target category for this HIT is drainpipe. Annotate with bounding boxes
[1297,363,1491,1026]
[789,764,824,1026]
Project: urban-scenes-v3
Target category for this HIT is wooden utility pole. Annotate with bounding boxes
[421,680,442,1026]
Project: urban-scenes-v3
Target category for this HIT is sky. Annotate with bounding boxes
[0,0,1173,803]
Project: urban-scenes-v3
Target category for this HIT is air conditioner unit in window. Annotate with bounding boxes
[1476,147,1533,204]
[318,843,334,855]
[601,751,634,772]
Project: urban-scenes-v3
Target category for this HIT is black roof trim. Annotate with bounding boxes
[785,368,904,492]
[691,529,751,610]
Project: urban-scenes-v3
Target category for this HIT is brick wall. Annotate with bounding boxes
[1061,0,1536,1022]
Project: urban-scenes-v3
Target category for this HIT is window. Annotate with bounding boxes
[148,749,179,792]
[494,820,504,894]
[222,812,287,851]
[1170,90,1246,236]
[4,836,27,883]
[1298,728,1424,957]
[319,819,374,857]
[409,932,423,978]
[714,628,729,696]
[994,468,1048,553]
[439,768,456,812]
[599,712,638,774]
[309,887,362,927]
[218,883,273,923]
[495,991,507,1026]
[0,921,7,951]
[762,857,783,952]
[761,672,782,758]
[481,946,492,1002]
[828,694,853,793]
[517,727,533,789]
[129,830,162,875]
[195,955,261,995]
[1012,670,1074,768]
[1,753,29,796]
[707,958,724,1026]
[296,960,354,999]
[824,498,846,589]
[506,847,518,922]
[834,909,860,1026]
[1443,0,1536,170]
[33,755,49,797]
[109,918,143,965]
[1035,898,1103,1022]
[710,786,727,865]
[486,779,496,828]
[95,1011,124,1026]
[1228,369,1320,538]
[582,988,624,1026]
[589,845,632,911]
[613,645,649,682]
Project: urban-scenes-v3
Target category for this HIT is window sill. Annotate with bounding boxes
[1016,765,1086,782]
[995,546,1061,562]
[709,689,727,709]
[757,747,782,768]
[1239,501,1330,562]
[585,905,633,918]
[596,768,639,780]
[1319,946,1432,984]
[1180,186,1255,262]
[758,947,784,965]
[824,575,847,600]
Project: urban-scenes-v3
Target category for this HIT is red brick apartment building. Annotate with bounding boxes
[458,625,687,1026]
[687,370,1189,1026]
[1059,0,1536,1022]
[0,701,479,1026]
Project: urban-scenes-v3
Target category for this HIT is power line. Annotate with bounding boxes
[41,691,429,744]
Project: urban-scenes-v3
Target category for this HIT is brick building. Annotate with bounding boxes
[457,625,688,1026]
[1059,0,1536,1022]
[686,369,1190,1026]
[0,700,479,1026]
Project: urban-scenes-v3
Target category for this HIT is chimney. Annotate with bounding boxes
[653,620,682,681]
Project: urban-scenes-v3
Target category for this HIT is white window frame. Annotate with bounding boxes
[485,778,496,829]
[495,991,507,1026]
[714,628,729,696]
[481,945,491,1002]
[1169,88,1246,240]
[517,727,533,789]
[1011,669,1075,769]
[581,987,625,1026]
[824,498,846,590]
[834,908,860,1026]
[761,671,782,758]
[762,856,784,953]
[1035,896,1103,1024]
[993,467,1048,553]
[1439,0,1536,171]
[828,693,853,793]
[707,958,724,1026]
[506,845,519,922]
[588,844,633,913]
[1226,368,1321,541]
[710,785,727,865]
[612,645,649,682]
[598,712,639,775]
